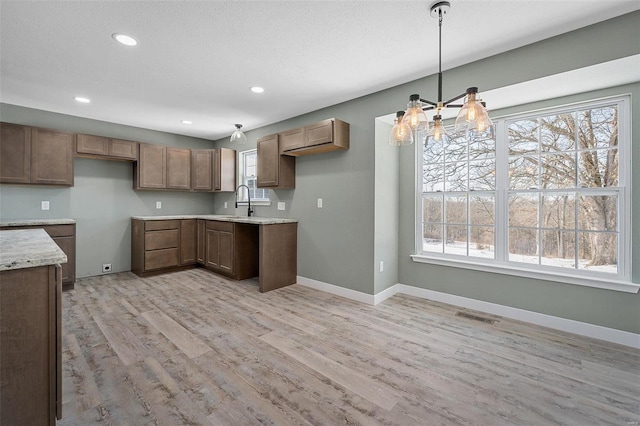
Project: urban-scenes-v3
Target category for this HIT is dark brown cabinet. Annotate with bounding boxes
[135,143,167,189]
[257,134,295,189]
[214,148,236,192]
[0,223,76,290]
[1,264,62,425]
[205,221,234,274]
[180,219,197,265]
[191,149,213,191]
[75,133,138,161]
[204,220,258,280]
[0,123,74,186]
[196,219,205,264]
[167,147,191,190]
[281,118,349,157]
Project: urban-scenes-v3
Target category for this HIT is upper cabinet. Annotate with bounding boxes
[0,123,73,186]
[214,148,236,192]
[166,147,191,190]
[191,149,213,191]
[135,143,167,189]
[75,133,138,161]
[281,118,349,157]
[257,134,295,189]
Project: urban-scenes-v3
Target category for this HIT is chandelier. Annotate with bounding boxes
[389,1,495,146]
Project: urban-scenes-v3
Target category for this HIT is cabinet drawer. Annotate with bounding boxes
[145,229,178,250]
[145,220,179,231]
[42,224,75,237]
[206,220,234,232]
[144,248,179,270]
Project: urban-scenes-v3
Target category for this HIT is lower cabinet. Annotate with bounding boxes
[196,219,205,265]
[180,219,197,265]
[204,220,258,280]
[0,264,62,425]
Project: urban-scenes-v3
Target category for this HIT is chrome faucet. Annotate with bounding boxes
[235,184,254,217]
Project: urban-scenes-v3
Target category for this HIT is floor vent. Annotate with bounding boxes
[455,311,497,325]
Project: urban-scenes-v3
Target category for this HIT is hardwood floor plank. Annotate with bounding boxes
[93,314,149,366]
[141,310,212,359]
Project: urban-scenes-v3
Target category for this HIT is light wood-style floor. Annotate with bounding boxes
[58,269,640,425]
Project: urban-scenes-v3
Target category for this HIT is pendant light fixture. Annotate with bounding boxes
[388,111,414,146]
[389,1,494,146]
[230,124,247,144]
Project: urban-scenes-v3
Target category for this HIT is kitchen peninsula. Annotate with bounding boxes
[131,215,297,292]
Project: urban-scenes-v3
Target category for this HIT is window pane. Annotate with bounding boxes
[541,194,575,230]
[469,226,494,259]
[445,195,467,225]
[469,159,495,190]
[444,136,467,162]
[509,155,539,189]
[578,194,617,231]
[469,139,495,160]
[541,230,575,268]
[508,119,538,156]
[577,149,618,188]
[445,225,467,255]
[577,232,617,273]
[424,137,444,164]
[470,196,494,226]
[577,106,617,149]
[423,164,444,192]
[540,153,575,188]
[423,195,443,223]
[509,228,539,263]
[509,193,538,228]
[422,224,443,253]
[540,113,575,152]
[444,162,468,191]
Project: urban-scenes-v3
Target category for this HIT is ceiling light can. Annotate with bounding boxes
[112,33,137,46]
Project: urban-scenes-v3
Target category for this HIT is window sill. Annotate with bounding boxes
[236,200,271,207]
[410,254,639,294]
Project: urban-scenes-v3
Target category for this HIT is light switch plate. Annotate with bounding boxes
[41,201,50,211]
[224,202,228,209]
[317,198,323,208]
[278,202,286,211]
[155,201,162,209]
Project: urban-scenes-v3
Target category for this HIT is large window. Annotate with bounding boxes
[238,149,269,203]
[416,96,631,287]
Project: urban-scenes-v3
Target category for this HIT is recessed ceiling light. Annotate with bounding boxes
[74,96,91,103]
[112,33,137,46]
[181,120,192,125]
[250,86,264,93]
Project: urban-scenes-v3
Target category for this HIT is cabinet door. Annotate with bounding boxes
[191,149,213,191]
[52,236,75,284]
[304,119,333,147]
[280,127,305,152]
[137,143,166,189]
[167,147,191,190]
[205,229,220,269]
[76,133,109,156]
[218,230,234,274]
[0,122,31,184]
[109,139,138,160]
[180,220,197,265]
[217,148,236,192]
[213,149,221,191]
[30,127,74,186]
[196,220,205,264]
[256,134,279,187]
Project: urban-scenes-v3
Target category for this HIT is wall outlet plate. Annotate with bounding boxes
[317,198,323,208]
[41,201,50,211]
[278,202,286,211]
[155,201,162,209]
[224,202,228,209]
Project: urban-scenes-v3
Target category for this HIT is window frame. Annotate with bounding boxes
[412,95,636,293]
[237,149,270,206]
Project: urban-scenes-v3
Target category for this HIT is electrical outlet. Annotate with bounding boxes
[41,201,50,211]
[278,202,286,211]
[102,263,112,273]
[379,261,384,272]
[317,198,323,208]
[155,201,162,209]
[224,202,228,209]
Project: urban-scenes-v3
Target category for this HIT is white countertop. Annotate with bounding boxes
[0,229,67,271]
[131,215,298,225]
[0,218,76,227]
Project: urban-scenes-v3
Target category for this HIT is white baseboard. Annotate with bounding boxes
[295,276,640,349]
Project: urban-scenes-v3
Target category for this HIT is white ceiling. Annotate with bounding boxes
[1,0,638,141]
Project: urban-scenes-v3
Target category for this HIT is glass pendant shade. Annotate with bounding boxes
[402,98,430,134]
[426,115,450,145]
[389,112,414,146]
[454,92,495,141]
[230,124,247,144]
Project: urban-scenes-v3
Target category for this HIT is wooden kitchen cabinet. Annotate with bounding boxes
[196,219,205,264]
[167,147,191,190]
[256,134,295,189]
[135,143,167,189]
[204,220,258,280]
[281,118,349,157]
[1,264,62,425]
[205,221,234,274]
[214,148,236,192]
[0,223,76,290]
[0,123,74,186]
[279,127,305,152]
[180,219,197,265]
[75,133,138,161]
[191,149,213,191]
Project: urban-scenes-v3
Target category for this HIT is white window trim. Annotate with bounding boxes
[237,149,271,206]
[412,95,636,293]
